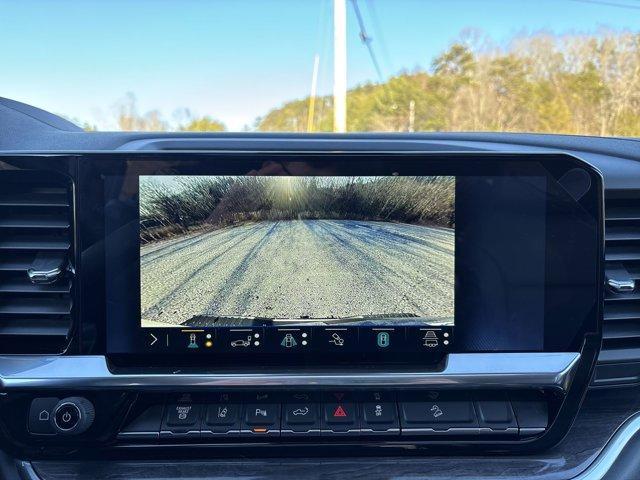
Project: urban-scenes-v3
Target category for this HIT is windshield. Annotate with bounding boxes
[2,0,638,136]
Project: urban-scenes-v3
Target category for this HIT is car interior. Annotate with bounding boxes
[1,1,640,479]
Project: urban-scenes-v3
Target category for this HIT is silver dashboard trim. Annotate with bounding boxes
[0,352,580,390]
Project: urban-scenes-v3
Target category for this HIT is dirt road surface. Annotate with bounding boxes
[141,220,454,326]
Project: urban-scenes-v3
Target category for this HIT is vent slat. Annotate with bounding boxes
[0,318,70,337]
[598,347,640,364]
[604,302,640,321]
[0,191,69,207]
[603,322,640,340]
[0,236,70,250]
[0,252,37,271]
[606,205,640,221]
[0,277,71,294]
[605,245,640,262]
[606,225,640,241]
[0,214,69,229]
[0,298,72,315]
[605,291,640,302]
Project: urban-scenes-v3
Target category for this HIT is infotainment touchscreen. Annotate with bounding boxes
[139,175,455,329]
[93,153,602,363]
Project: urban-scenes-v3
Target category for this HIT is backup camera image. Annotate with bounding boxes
[139,175,455,327]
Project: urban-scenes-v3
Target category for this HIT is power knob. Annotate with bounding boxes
[51,397,95,435]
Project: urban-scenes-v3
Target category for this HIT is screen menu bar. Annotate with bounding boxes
[138,325,454,355]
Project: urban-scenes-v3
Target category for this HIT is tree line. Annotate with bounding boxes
[92,30,640,136]
[257,31,640,136]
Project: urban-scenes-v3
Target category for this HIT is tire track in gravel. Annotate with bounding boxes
[324,220,454,287]
[141,219,455,325]
[314,220,454,315]
[310,220,429,313]
[203,221,282,314]
[340,220,454,258]
[141,223,263,267]
[141,222,273,320]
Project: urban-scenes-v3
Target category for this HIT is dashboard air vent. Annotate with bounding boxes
[0,170,74,353]
[594,191,640,386]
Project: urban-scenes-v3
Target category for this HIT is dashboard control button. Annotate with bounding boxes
[243,403,280,435]
[52,397,95,435]
[413,327,452,350]
[322,403,359,434]
[166,403,200,427]
[206,404,240,426]
[320,328,357,351]
[245,404,279,425]
[119,405,163,440]
[28,398,59,435]
[161,403,202,439]
[282,403,320,435]
[400,395,478,434]
[202,403,242,436]
[475,395,518,435]
[147,331,166,348]
[510,392,548,436]
[362,402,396,424]
[55,404,80,430]
[324,403,356,424]
[361,402,399,435]
[225,328,263,351]
[285,404,318,425]
[360,328,405,352]
[272,328,312,351]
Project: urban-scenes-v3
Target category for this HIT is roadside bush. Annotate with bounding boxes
[140,176,454,243]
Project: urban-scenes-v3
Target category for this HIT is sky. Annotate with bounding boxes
[1,0,638,131]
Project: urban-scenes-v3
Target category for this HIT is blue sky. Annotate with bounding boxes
[1,0,638,130]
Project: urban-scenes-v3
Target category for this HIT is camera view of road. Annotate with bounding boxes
[140,219,454,327]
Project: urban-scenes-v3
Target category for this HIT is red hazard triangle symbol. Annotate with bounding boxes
[333,405,347,417]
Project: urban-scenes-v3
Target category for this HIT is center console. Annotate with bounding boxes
[0,151,603,457]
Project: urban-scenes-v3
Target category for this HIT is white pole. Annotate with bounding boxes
[333,0,347,133]
[307,54,320,132]
[408,100,415,132]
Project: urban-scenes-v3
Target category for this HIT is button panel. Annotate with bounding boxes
[116,391,549,442]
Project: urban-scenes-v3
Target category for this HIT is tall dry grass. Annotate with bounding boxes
[140,176,454,243]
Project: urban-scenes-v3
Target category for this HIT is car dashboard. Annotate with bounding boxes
[1,98,640,480]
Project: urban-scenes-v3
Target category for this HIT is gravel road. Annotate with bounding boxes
[141,220,454,326]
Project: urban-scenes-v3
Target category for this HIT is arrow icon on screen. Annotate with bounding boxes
[149,333,158,346]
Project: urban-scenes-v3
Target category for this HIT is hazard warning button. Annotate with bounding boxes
[322,403,359,434]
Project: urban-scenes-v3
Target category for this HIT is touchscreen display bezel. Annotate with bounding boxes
[75,152,603,365]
